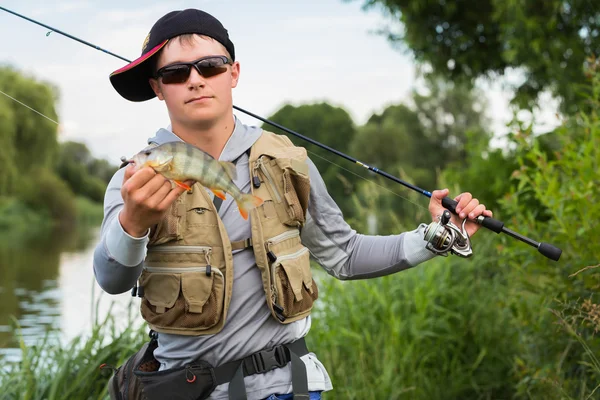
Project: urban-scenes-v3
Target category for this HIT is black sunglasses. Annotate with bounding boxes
[155,55,233,84]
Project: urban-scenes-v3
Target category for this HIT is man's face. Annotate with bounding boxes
[149,35,240,128]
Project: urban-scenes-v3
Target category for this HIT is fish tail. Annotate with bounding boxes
[236,194,264,220]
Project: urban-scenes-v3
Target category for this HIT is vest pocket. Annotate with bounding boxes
[276,159,310,227]
[271,247,318,320]
[140,266,225,332]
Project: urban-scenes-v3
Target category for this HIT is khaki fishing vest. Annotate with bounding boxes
[138,130,319,336]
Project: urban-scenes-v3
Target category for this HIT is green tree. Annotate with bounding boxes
[0,66,59,176]
[0,93,17,195]
[55,141,112,203]
[347,78,490,231]
[353,0,599,113]
[353,78,490,190]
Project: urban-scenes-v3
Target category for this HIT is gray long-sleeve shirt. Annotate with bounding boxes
[93,117,436,399]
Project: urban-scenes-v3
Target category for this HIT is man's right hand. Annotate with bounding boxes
[119,164,191,237]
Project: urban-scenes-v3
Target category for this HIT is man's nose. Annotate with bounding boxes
[187,66,206,87]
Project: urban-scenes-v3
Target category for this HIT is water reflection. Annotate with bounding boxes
[0,225,143,363]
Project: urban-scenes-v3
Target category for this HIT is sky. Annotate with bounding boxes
[0,0,561,165]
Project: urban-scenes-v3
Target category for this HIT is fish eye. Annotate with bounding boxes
[144,150,152,156]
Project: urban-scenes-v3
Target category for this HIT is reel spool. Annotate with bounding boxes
[424,209,473,258]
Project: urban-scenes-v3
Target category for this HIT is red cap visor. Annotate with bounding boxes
[109,40,169,102]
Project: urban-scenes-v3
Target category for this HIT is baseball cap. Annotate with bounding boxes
[109,9,235,102]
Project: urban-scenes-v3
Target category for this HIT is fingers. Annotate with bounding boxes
[157,184,189,210]
[466,203,486,220]
[146,179,174,209]
[454,192,473,218]
[123,163,136,181]
[431,188,449,201]
[136,174,171,201]
[123,166,156,192]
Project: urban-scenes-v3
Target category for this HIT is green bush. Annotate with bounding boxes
[16,168,77,227]
[496,66,600,398]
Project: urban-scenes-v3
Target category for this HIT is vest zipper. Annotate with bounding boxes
[254,157,282,202]
[147,246,212,254]
[145,246,215,276]
[266,230,300,246]
[265,230,301,262]
[143,266,223,278]
[269,247,309,321]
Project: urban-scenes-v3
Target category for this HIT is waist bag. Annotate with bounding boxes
[107,332,309,400]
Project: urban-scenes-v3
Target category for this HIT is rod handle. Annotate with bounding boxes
[441,197,504,233]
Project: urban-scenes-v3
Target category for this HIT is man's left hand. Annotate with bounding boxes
[429,189,493,237]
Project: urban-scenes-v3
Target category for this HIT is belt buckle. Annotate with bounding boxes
[245,345,287,374]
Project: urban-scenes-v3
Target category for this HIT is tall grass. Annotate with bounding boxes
[0,306,147,400]
[308,220,522,399]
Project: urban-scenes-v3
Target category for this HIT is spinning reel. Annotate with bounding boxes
[424,209,473,258]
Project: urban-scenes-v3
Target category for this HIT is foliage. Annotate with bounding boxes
[16,168,77,227]
[0,66,117,228]
[353,0,600,113]
[495,63,600,397]
[310,234,519,400]
[55,141,115,203]
[352,77,490,190]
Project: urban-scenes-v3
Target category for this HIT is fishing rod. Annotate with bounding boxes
[0,6,562,261]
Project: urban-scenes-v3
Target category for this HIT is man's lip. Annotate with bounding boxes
[186,96,211,103]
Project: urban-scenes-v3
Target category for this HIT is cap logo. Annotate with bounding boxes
[141,33,150,53]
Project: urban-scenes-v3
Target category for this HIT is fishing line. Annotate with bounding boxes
[0,89,59,125]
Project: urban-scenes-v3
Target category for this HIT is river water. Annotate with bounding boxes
[0,225,144,363]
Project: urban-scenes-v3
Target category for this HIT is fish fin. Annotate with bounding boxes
[236,194,264,220]
[219,161,237,181]
[211,188,227,200]
[173,180,192,192]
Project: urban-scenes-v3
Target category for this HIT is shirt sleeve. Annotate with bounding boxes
[92,167,149,295]
[300,158,437,280]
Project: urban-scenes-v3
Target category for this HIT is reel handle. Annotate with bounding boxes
[441,197,562,261]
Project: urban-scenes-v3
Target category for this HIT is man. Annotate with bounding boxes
[95,8,492,400]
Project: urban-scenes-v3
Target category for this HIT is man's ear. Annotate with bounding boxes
[230,61,240,88]
[149,78,164,100]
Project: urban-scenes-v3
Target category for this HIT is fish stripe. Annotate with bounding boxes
[183,141,193,175]
[215,164,228,189]
[201,151,210,182]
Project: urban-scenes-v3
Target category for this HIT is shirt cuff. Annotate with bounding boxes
[105,212,150,267]
[403,223,438,266]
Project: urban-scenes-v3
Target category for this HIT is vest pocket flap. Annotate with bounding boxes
[140,272,180,310]
[275,248,311,302]
[279,263,304,302]
[181,271,214,313]
[274,157,309,176]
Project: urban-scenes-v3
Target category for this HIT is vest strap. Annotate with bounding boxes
[230,238,252,251]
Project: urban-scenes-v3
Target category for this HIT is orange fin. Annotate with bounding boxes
[239,207,249,221]
[236,194,264,220]
[211,188,227,200]
[173,180,192,192]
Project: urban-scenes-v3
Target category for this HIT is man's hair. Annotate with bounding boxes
[151,34,232,76]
